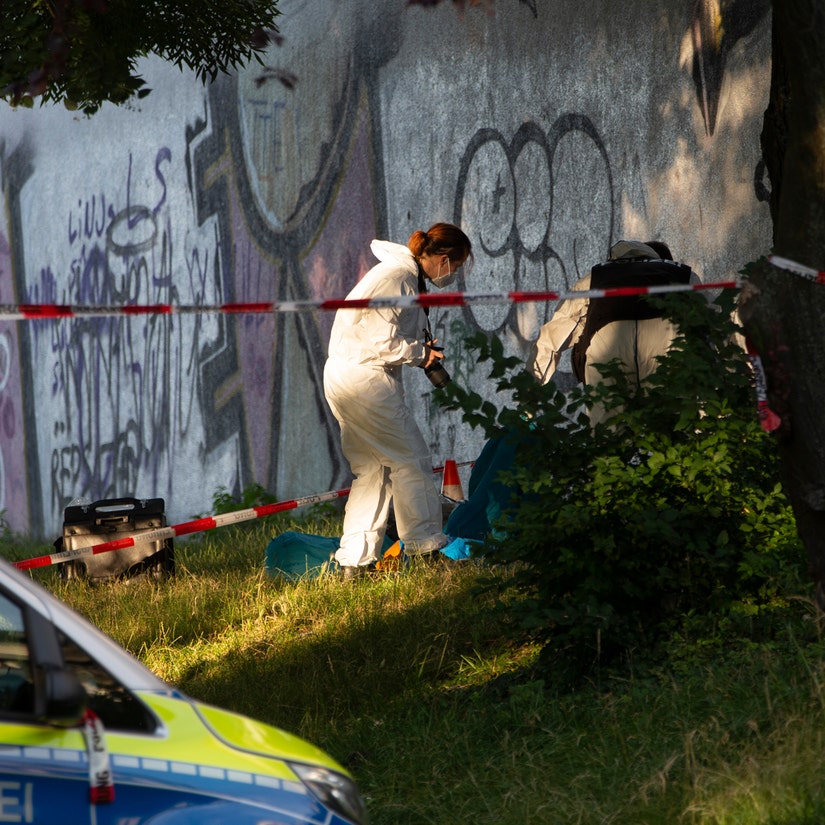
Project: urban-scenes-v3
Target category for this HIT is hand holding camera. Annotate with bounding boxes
[422,329,451,388]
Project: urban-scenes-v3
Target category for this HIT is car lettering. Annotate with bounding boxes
[0,781,33,823]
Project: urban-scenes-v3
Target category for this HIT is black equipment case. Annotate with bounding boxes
[59,497,175,582]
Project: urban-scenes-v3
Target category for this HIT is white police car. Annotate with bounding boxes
[0,557,367,824]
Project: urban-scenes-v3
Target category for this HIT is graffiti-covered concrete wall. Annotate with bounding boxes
[0,0,772,538]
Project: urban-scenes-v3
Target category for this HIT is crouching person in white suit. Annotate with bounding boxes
[529,240,700,425]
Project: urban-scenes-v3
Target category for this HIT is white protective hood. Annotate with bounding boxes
[326,240,429,368]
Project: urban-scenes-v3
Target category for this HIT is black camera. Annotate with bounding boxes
[424,361,451,388]
[423,329,451,388]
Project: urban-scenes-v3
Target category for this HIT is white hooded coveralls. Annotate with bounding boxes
[323,240,448,567]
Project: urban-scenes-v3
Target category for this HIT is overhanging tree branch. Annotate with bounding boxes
[0,0,281,114]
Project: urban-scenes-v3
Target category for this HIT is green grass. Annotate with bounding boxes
[7,515,825,825]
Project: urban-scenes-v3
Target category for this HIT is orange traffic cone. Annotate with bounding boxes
[441,459,465,501]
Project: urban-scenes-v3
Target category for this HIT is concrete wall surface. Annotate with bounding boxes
[0,0,772,538]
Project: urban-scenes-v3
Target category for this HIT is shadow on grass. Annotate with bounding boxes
[175,565,527,719]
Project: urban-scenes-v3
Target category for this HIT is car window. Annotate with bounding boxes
[0,588,155,733]
[0,593,34,714]
[58,631,157,733]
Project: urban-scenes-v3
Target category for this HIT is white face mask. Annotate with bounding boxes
[431,259,458,289]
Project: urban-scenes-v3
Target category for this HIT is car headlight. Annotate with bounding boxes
[289,762,368,825]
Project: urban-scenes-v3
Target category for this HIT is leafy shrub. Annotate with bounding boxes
[209,484,343,535]
[438,292,804,686]
[211,483,277,514]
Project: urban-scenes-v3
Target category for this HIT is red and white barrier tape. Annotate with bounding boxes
[83,709,115,805]
[0,280,739,321]
[769,255,825,284]
[744,336,781,433]
[432,459,474,474]
[13,256,825,321]
[12,460,475,572]
[14,488,351,571]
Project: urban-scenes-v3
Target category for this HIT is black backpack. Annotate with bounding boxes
[570,258,693,382]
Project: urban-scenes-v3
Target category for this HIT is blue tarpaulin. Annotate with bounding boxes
[265,432,521,580]
[265,532,475,579]
[443,431,520,541]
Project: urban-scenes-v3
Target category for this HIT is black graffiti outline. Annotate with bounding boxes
[454,114,615,344]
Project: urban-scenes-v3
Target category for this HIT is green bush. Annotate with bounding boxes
[438,291,804,686]
[210,483,277,514]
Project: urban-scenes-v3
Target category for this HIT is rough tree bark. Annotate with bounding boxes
[740,0,825,605]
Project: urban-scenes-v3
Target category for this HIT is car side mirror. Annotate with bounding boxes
[40,665,88,726]
[25,606,87,726]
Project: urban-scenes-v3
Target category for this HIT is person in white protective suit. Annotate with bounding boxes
[529,240,701,424]
[324,222,472,579]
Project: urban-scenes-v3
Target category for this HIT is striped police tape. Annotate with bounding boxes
[3,256,820,323]
[13,488,352,571]
[13,461,475,571]
[0,279,741,321]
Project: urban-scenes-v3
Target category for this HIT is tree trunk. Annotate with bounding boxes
[741,0,825,604]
